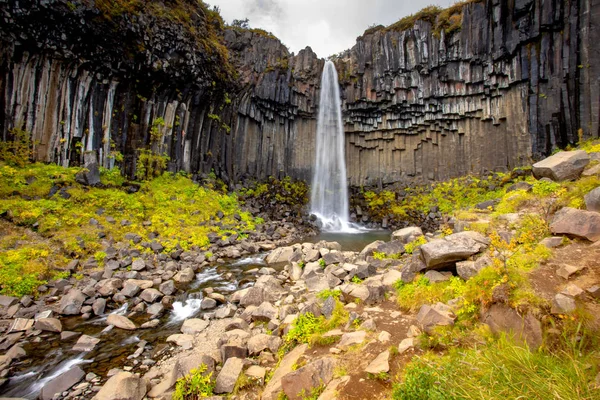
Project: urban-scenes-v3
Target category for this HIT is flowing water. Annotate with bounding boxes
[0,254,270,398]
[310,60,357,233]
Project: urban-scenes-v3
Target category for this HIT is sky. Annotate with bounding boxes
[207,0,456,58]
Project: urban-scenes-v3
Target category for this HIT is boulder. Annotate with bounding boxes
[252,302,278,322]
[391,227,424,244]
[556,264,585,280]
[416,303,456,333]
[481,304,542,348]
[148,354,215,397]
[0,295,18,308]
[532,150,590,181]
[247,334,282,356]
[93,372,147,400]
[59,289,86,315]
[96,278,124,297]
[140,288,163,303]
[376,240,406,256]
[107,314,137,330]
[159,280,176,296]
[73,335,100,352]
[364,350,390,375]
[551,294,577,314]
[424,270,450,283]
[262,344,308,400]
[456,255,492,280]
[174,268,195,283]
[214,357,244,394]
[540,237,564,248]
[166,334,194,349]
[265,246,295,264]
[34,318,62,333]
[41,366,85,400]
[92,298,106,315]
[305,276,330,292]
[281,358,335,400]
[181,318,209,335]
[358,241,385,259]
[420,231,489,269]
[398,337,416,354]
[322,251,344,265]
[585,187,600,212]
[75,152,101,186]
[550,207,600,242]
[338,331,366,348]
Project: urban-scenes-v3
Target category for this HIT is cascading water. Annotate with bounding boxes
[310,60,356,232]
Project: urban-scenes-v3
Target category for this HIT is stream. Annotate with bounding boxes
[1,232,389,398]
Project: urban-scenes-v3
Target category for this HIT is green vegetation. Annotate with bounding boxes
[299,384,325,400]
[0,128,34,168]
[392,335,598,400]
[316,288,342,301]
[362,174,511,224]
[404,236,427,254]
[237,176,309,212]
[362,1,484,38]
[173,364,215,399]
[0,161,254,296]
[284,300,349,349]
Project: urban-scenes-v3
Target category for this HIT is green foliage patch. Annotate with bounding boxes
[173,364,215,400]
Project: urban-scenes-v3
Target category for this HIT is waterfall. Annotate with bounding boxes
[310,60,354,232]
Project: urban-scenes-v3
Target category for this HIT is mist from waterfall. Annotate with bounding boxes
[310,60,356,232]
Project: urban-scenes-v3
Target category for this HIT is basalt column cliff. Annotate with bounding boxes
[1,0,598,186]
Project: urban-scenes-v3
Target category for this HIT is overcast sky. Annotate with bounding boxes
[208,0,455,58]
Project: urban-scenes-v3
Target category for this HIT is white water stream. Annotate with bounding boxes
[310,60,360,233]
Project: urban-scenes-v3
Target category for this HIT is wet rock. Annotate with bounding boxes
[214,357,244,394]
[147,303,164,317]
[60,331,81,341]
[482,304,542,348]
[141,319,161,329]
[392,227,424,244]
[59,289,86,315]
[107,314,137,330]
[281,357,335,400]
[262,344,308,400]
[420,231,489,269]
[34,318,62,333]
[532,151,590,181]
[92,298,106,316]
[181,318,209,335]
[93,371,147,400]
[41,365,85,400]
[365,350,389,374]
[72,334,100,352]
[140,288,163,303]
[9,318,33,332]
[174,268,195,283]
[550,207,600,242]
[416,303,456,333]
[201,297,217,310]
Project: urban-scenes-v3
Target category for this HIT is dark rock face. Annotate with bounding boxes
[1,0,598,186]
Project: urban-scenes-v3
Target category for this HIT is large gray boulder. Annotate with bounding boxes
[550,207,600,242]
[75,152,101,186]
[391,227,424,244]
[214,357,244,394]
[420,231,489,269]
[265,246,295,264]
[93,372,147,400]
[532,150,590,181]
[281,358,335,400]
[481,304,542,348]
[34,318,62,333]
[41,366,85,400]
[59,289,86,315]
[262,344,308,400]
[584,187,600,212]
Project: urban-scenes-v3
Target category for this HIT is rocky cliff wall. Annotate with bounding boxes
[1,0,598,186]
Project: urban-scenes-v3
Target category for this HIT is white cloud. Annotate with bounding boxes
[208,0,455,57]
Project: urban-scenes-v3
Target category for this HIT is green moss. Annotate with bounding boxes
[405,236,427,254]
[0,162,255,295]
